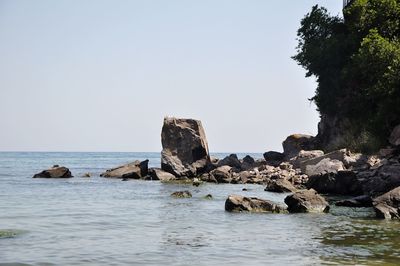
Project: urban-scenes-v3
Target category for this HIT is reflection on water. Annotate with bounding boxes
[0,152,400,265]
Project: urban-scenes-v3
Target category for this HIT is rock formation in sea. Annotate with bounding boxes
[33,165,73,178]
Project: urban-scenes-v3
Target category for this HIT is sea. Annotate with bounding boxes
[0,152,400,265]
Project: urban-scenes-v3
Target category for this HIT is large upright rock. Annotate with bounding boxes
[282,134,316,159]
[161,117,210,177]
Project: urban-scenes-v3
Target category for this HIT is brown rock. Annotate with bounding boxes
[161,117,210,177]
[373,187,400,219]
[265,179,297,193]
[100,160,149,179]
[225,195,287,213]
[284,189,330,213]
[282,134,316,159]
[148,168,176,181]
[33,166,73,178]
[210,166,232,183]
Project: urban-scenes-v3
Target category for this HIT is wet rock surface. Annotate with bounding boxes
[100,160,149,179]
[33,166,72,178]
[171,191,192,198]
[284,189,330,213]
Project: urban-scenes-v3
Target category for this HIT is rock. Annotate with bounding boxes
[210,166,232,183]
[373,187,400,219]
[335,195,372,207]
[225,195,287,213]
[379,148,397,157]
[263,151,285,167]
[290,150,324,168]
[171,191,192,198]
[300,149,366,171]
[362,164,400,196]
[161,117,210,177]
[306,170,363,195]
[199,173,217,183]
[265,179,297,193]
[83,172,91,178]
[210,156,219,164]
[282,134,316,159]
[148,168,176,181]
[217,154,242,170]
[284,189,330,213]
[100,160,149,179]
[305,158,345,177]
[33,166,73,178]
[192,178,201,187]
[204,194,213,199]
[389,124,400,146]
[241,155,256,170]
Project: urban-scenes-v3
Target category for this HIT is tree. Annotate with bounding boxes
[293,0,400,151]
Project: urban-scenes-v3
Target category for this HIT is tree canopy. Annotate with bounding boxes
[293,0,400,150]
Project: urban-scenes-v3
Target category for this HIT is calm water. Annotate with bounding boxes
[1,152,400,266]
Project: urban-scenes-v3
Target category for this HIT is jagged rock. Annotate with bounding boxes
[300,149,366,171]
[290,150,324,168]
[305,158,344,177]
[307,170,363,195]
[265,179,297,193]
[210,166,232,183]
[282,134,316,159]
[171,191,192,198]
[263,151,285,167]
[199,173,217,183]
[241,155,256,170]
[161,117,210,177]
[284,189,330,213]
[225,195,287,213]
[335,195,372,207]
[148,168,176,181]
[100,160,149,179]
[373,187,400,219]
[389,124,400,146]
[33,166,73,178]
[362,164,400,196]
[217,154,242,170]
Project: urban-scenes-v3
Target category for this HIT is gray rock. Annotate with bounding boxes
[305,158,344,177]
[171,191,192,198]
[389,124,400,146]
[263,151,285,167]
[265,179,297,193]
[335,195,372,207]
[306,170,363,195]
[362,164,400,196]
[210,166,232,183]
[148,168,176,181]
[241,155,256,170]
[100,160,149,179]
[225,195,287,213]
[284,189,330,213]
[33,166,73,178]
[217,154,242,170]
[161,117,210,177]
[290,150,324,168]
[282,134,316,159]
[373,187,400,219]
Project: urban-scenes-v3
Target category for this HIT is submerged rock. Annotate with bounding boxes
[373,187,400,219]
[225,195,287,213]
[335,195,372,207]
[171,191,192,198]
[161,117,210,177]
[100,160,149,179]
[33,166,72,178]
[284,189,329,213]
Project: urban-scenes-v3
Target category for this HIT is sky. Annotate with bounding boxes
[0,0,343,153]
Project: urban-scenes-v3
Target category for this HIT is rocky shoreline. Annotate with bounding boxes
[32,117,400,219]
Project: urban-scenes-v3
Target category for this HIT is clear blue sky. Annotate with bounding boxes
[0,0,343,152]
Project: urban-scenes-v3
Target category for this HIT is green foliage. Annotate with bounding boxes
[293,0,400,150]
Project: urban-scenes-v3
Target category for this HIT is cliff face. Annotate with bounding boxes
[316,114,350,152]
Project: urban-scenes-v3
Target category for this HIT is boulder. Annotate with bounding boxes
[305,158,344,177]
[217,154,242,170]
[389,124,400,146]
[265,179,297,193]
[361,164,400,196]
[161,117,210,177]
[290,150,324,168]
[199,173,217,183]
[148,168,176,181]
[284,189,330,213]
[33,166,72,178]
[300,149,366,171]
[100,160,149,179]
[306,170,363,195]
[171,191,192,198]
[209,166,232,183]
[373,187,400,219]
[282,134,316,159]
[225,195,287,213]
[335,195,372,207]
[263,151,285,167]
[241,155,256,170]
